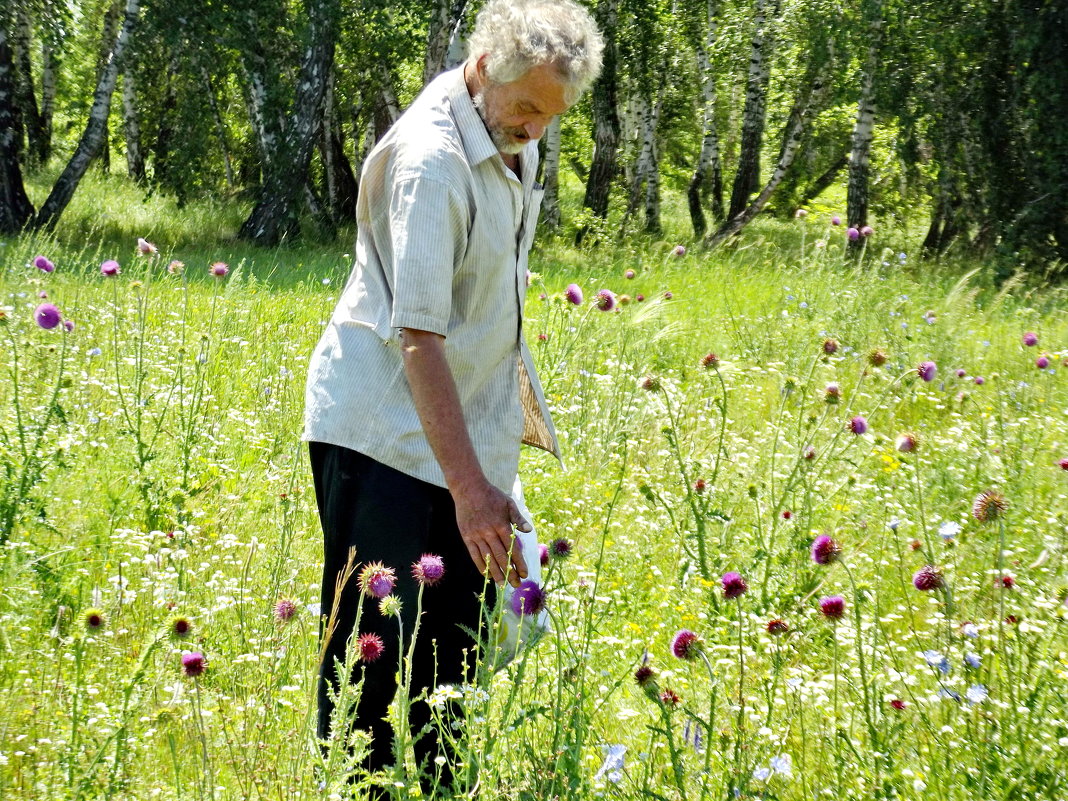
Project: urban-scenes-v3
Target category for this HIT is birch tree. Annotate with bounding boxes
[34,0,141,231]
[687,0,723,237]
[727,0,778,220]
[846,0,882,240]
[238,0,340,245]
[0,20,34,233]
[578,0,621,243]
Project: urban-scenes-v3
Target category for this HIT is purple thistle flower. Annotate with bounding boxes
[210,262,229,277]
[181,652,207,677]
[810,535,841,565]
[895,433,918,453]
[721,571,748,599]
[819,595,845,619]
[1036,355,1050,369]
[823,338,839,355]
[635,664,656,687]
[34,255,55,273]
[625,269,636,279]
[358,562,397,599]
[63,320,75,332]
[274,598,298,622]
[1022,332,1038,347]
[824,383,841,404]
[912,565,944,591]
[100,260,120,277]
[357,633,384,662]
[847,227,860,242]
[172,617,192,637]
[34,303,61,329]
[565,283,583,305]
[672,245,686,257]
[918,361,937,382]
[974,376,985,385]
[539,543,549,566]
[137,238,158,255]
[550,538,572,558]
[860,225,874,237]
[596,289,616,312]
[412,553,445,586]
[956,368,966,378]
[670,629,704,660]
[831,215,841,226]
[510,580,545,616]
[849,416,868,435]
[84,608,104,630]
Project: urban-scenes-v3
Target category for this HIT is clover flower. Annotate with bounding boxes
[1036,355,1050,369]
[672,245,686,257]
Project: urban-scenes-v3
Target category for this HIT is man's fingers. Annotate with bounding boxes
[462,537,504,585]
[509,500,532,533]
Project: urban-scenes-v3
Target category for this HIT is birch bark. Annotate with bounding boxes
[34,0,141,231]
[687,0,723,237]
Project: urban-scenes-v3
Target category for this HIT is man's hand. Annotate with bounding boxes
[453,479,530,587]
[400,328,530,587]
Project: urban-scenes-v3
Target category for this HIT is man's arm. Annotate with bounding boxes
[400,328,530,588]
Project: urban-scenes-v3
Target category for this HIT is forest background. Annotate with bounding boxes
[1,0,1066,268]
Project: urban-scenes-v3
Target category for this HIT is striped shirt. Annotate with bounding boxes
[303,67,560,493]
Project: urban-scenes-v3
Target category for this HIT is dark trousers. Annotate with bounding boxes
[309,441,495,779]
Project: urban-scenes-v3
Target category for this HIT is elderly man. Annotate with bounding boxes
[303,0,602,783]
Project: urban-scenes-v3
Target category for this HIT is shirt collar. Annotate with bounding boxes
[448,67,501,167]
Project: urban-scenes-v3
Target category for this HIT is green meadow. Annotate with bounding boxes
[2,174,1067,800]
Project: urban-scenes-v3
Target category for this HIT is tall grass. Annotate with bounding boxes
[1,171,1067,799]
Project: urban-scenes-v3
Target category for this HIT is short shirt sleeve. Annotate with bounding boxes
[387,174,468,336]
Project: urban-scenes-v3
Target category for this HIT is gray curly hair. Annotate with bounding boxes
[467,0,604,104]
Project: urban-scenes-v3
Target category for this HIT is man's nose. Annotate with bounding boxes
[523,121,545,140]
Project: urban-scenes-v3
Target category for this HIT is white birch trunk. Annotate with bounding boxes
[728,0,771,218]
[445,2,472,70]
[35,0,141,230]
[708,61,830,246]
[541,115,562,229]
[688,0,723,236]
[121,64,144,180]
[847,9,881,232]
[425,0,466,84]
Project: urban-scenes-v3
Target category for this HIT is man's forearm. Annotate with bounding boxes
[399,328,484,493]
[399,327,529,586]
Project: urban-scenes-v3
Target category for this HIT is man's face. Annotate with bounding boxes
[473,62,570,155]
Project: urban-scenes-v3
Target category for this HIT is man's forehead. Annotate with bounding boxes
[502,63,570,114]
